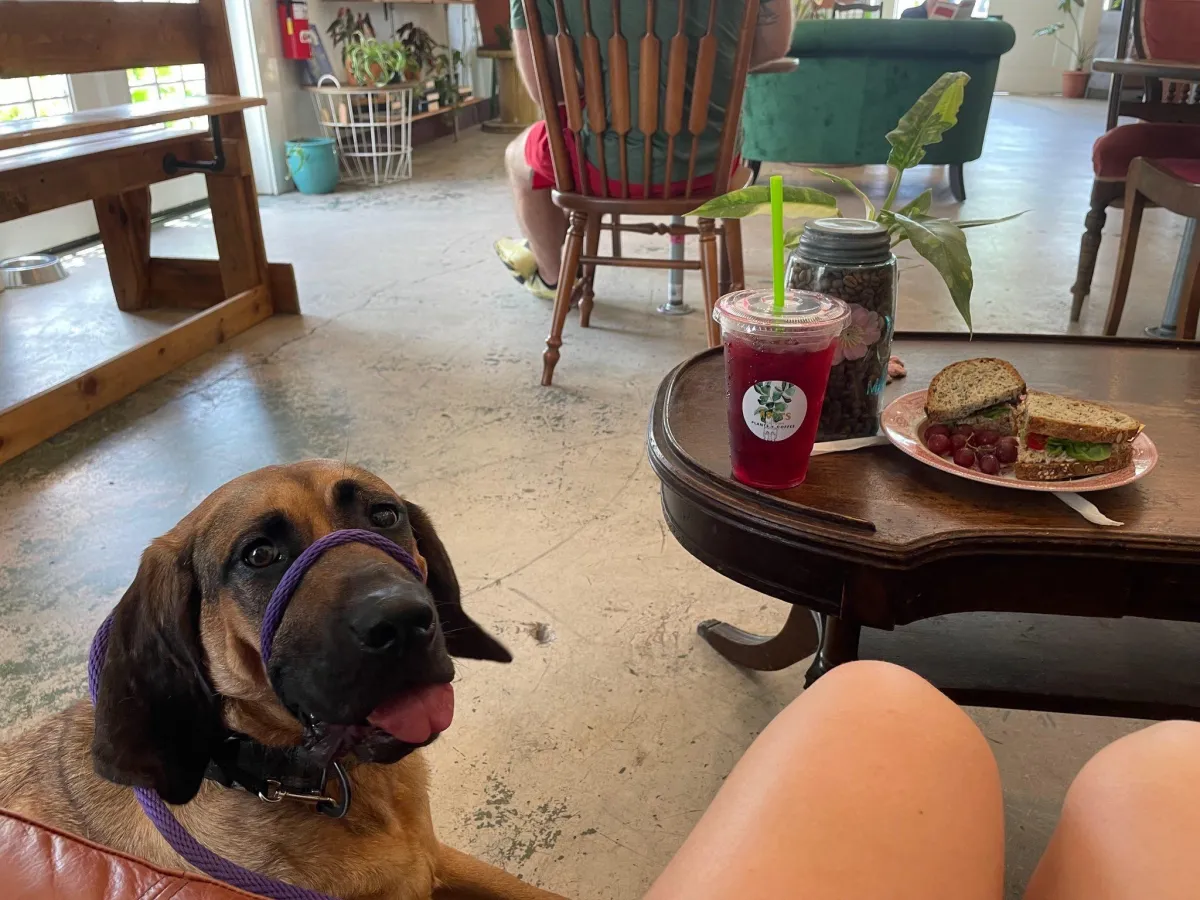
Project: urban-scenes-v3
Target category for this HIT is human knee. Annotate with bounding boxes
[1066,721,1200,817]
[794,662,991,757]
[504,134,528,179]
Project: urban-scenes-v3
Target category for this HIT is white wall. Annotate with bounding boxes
[992,0,1104,95]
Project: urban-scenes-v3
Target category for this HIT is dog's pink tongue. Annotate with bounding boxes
[367,683,454,744]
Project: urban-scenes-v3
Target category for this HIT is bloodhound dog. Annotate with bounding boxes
[0,460,567,900]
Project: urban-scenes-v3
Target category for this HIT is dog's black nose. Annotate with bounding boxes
[350,585,436,653]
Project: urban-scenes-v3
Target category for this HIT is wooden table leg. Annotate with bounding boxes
[697,605,819,671]
[805,615,862,686]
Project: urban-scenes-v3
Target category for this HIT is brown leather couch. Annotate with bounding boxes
[1,808,256,899]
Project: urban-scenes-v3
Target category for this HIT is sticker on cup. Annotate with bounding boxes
[742,381,808,442]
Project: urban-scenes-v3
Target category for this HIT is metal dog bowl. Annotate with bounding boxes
[1,254,68,289]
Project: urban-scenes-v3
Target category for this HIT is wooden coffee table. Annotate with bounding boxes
[648,333,1200,720]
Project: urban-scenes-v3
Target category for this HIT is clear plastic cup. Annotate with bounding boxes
[714,289,850,489]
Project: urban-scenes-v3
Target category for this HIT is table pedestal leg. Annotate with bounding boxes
[804,615,862,686]
[697,605,819,671]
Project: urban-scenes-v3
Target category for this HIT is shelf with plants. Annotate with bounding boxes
[307,9,477,185]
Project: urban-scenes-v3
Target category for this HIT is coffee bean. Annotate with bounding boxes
[787,254,897,441]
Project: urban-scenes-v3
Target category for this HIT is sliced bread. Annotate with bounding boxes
[1014,440,1133,481]
[925,358,1026,423]
[1024,391,1142,444]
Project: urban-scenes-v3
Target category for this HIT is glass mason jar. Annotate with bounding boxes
[786,218,897,440]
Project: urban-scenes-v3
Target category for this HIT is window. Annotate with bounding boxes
[126,64,207,110]
[121,0,206,129]
[0,76,73,122]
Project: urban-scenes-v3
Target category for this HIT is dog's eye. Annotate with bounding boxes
[243,539,279,568]
[369,505,400,528]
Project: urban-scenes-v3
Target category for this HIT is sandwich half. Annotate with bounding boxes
[925,358,1026,436]
[1015,391,1143,481]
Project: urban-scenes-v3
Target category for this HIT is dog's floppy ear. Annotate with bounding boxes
[91,536,222,804]
[406,501,512,663]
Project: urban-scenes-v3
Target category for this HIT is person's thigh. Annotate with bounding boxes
[645,660,1005,900]
[1025,720,1200,900]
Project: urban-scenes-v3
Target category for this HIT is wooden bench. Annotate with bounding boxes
[0,0,298,466]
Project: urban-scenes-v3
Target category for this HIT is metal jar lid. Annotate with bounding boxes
[796,218,892,266]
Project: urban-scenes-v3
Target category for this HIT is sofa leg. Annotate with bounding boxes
[747,160,762,185]
[949,163,966,202]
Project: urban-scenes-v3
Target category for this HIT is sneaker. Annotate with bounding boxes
[494,237,557,301]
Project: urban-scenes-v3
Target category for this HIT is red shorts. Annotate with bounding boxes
[525,107,733,199]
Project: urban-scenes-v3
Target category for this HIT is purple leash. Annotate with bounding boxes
[88,529,426,900]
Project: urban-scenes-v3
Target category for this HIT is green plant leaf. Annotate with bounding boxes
[885,72,970,173]
[896,189,933,218]
[890,212,973,332]
[810,168,876,220]
[783,228,804,249]
[952,211,1027,229]
[687,186,839,219]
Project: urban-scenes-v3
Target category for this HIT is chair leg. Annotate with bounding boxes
[1104,187,1146,336]
[610,214,623,257]
[698,218,721,348]
[1175,219,1200,341]
[725,218,745,292]
[948,163,966,202]
[580,214,601,328]
[1071,181,1119,322]
[542,211,587,386]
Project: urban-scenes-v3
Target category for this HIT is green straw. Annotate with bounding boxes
[770,174,785,313]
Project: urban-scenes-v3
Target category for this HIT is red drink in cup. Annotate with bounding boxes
[715,289,849,490]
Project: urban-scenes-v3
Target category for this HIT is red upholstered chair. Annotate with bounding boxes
[1068,0,1200,322]
[1105,156,1200,338]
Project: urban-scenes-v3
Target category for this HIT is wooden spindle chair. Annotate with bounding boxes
[520,0,791,386]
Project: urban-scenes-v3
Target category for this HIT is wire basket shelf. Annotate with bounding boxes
[306,77,414,186]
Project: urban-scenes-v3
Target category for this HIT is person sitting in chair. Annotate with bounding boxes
[495,0,794,299]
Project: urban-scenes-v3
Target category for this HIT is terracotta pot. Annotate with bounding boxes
[475,0,511,50]
[346,61,387,87]
[1062,70,1091,99]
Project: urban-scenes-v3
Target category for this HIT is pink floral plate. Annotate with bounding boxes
[880,390,1158,493]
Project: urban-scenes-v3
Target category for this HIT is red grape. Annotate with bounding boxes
[952,425,975,438]
[978,453,1001,475]
[996,440,1018,464]
[953,447,976,468]
[925,424,951,440]
[975,430,999,447]
[950,433,969,450]
[926,433,952,455]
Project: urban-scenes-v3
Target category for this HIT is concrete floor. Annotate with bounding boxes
[0,96,1185,897]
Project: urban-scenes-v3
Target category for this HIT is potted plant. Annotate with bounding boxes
[1034,0,1095,99]
[432,48,465,109]
[396,22,439,81]
[691,72,1021,333]
[343,34,408,88]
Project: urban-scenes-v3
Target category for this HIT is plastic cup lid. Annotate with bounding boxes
[713,289,850,339]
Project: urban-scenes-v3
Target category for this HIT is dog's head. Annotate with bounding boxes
[90,460,509,804]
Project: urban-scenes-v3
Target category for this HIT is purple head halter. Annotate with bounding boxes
[87,528,426,900]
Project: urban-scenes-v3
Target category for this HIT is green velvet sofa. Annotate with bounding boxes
[741,19,1017,201]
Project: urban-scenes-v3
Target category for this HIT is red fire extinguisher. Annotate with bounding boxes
[278,0,312,60]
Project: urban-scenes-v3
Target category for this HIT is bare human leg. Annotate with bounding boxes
[644,661,1005,900]
[504,127,566,285]
[1025,720,1200,900]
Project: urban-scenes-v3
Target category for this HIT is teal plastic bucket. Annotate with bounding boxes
[286,137,338,194]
